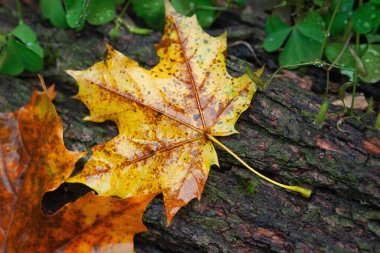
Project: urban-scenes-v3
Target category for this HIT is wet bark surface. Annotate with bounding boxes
[1,2,379,253]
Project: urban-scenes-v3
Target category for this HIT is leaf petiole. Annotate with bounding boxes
[15,0,23,23]
[319,0,341,59]
[207,134,312,198]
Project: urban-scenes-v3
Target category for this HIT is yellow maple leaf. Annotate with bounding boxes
[67,0,311,222]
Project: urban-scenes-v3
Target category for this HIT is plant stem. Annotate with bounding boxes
[264,60,355,90]
[283,61,354,71]
[191,0,232,25]
[319,0,340,59]
[325,32,352,98]
[350,37,361,113]
[325,71,330,96]
[119,0,131,19]
[207,134,312,198]
[190,5,229,12]
[115,0,131,28]
[229,41,262,65]
[15,0,23,23]
[327,33,353,72]
[350,0,363,114]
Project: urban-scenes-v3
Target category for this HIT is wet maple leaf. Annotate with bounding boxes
[66,1,255,223]
[0,84,154,252]
[67,1,311,223]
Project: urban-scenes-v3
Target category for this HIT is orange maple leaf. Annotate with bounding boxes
[67,1,311,223]
[0,80,154,252]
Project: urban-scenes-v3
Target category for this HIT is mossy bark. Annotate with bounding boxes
[0,2,379,252]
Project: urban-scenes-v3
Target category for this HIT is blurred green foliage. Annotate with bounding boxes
[263,0,380,84]
[1,0,245,76]
[39,0,124,29]
[0,24,44,75]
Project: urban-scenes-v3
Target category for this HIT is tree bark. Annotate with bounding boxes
[0,2,379,253]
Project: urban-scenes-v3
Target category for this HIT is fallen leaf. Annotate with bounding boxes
[67,0,256,222]
[0,86,154,252]
[332,92,368,110]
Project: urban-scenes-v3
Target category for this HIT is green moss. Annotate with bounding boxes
[277,223,288,230]
[238,179,259,194]
[324,158,341,178]
[338,218,354,228]
[226,214,243,224]
[215,190,235,205]
[304,150,318,166]
[187,212,204,221]
[346,173,358,183]
[355,240,370,250]
[280,206,298,217]
[303,204,321,220]
[353,210,380,221]
[269,143,292,162]
[245,181,257,193]
[202,217,228,230]
[368,222,380,238]
[221,230,242,244]
[321,246,357,253]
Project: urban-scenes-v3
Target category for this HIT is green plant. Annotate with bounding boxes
[375,111,380,129]
[315,100,330,125]
[264,12,325,66]
[264,0,380,82]
[260,0,380,128]
[39,0,125,30]
[38,0,242,31]
[0,1,44,75]
[131,0,244,31]
[109,0,154,40]
[132,0,216,30]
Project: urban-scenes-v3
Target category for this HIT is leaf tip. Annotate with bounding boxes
[46,84,57,100]
[65,69,79,78]
[255,65,265,77]
[77,151,88,159]
[164,0,175,16]
[83,116,92,121]
[38,74,48,93]
[232,128,239,134]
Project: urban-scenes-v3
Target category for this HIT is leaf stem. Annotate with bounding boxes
[327,33,353,73]
[115,0,131,29]
[349,0,363,114]
[184,5,230,16]
[261,60,354,92]
[319,0,340,59]
[188,0,232,25]
[119,0,131,20]
[325,71,330,96]
[325,32,352,97]
[15,0,23,23]
[207,134,312,198]
[350,33,361,114]
[283,61,354,71]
